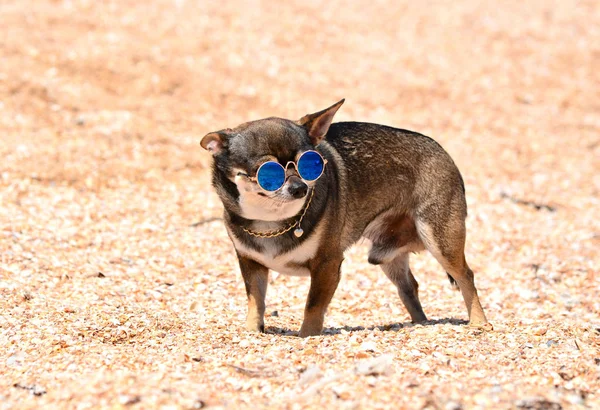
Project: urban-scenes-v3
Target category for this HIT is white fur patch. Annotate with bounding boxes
[233,169,307,221]
[415,221,444,263]
[229,222,323,277]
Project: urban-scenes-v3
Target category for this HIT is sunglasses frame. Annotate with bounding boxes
[249,150,328,192]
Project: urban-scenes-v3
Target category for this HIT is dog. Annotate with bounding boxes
[201,100,491,337]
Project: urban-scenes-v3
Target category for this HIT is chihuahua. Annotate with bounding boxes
[201,100,490,337]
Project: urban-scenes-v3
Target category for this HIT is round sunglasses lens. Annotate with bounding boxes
[256,161,285,191]
[297,151,324,181]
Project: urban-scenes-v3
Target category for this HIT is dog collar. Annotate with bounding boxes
[242,188,314,239]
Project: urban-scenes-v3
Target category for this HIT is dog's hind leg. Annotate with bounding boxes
[381,253,427,323]
[416,219,490,329]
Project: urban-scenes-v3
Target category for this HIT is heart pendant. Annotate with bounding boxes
[294,227,304,237]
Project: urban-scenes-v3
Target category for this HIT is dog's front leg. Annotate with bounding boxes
[299,255,344,337]
[237,254,269,333]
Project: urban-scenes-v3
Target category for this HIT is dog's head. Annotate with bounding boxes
[201,100,344,222]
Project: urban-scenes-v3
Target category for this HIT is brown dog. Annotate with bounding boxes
[201,100,491,337]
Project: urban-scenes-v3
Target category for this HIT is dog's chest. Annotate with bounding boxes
[229,224,323,276]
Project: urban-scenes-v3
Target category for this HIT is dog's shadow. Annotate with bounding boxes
[266,317,469,337]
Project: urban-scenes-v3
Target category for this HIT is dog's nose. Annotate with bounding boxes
[287,177,308,199]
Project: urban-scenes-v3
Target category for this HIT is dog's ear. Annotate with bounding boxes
[200,130,230,155]
[298,99,345,145]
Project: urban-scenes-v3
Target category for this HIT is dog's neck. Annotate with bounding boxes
[240,189,315,238]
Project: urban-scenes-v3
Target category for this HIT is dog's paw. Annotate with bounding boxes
[469,322,494,331]
[245,322,265,333]
[298,325,323,338]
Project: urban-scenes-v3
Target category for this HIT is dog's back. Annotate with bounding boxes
[322,121,467,243]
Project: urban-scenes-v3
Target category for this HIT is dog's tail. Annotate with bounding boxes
[446,273,459,289]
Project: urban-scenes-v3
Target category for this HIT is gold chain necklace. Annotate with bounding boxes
[242,189,315,238]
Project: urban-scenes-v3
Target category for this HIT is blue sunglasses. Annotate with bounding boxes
[249,150,327,192]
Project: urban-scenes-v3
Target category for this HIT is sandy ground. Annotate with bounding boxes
[1,0,599,408]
